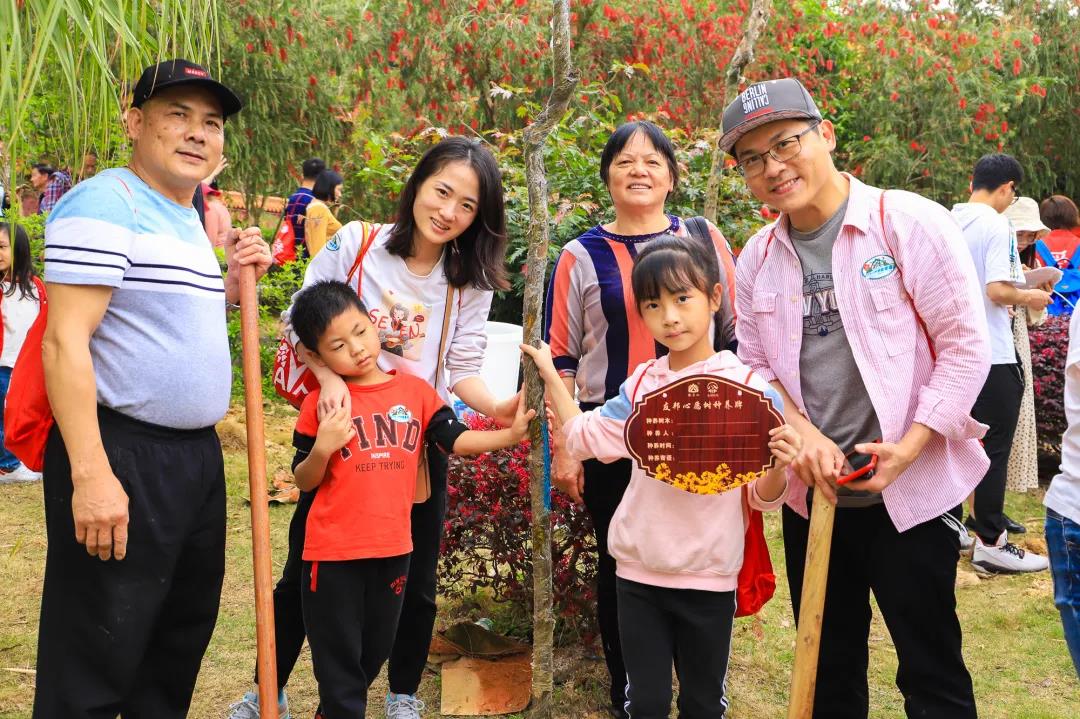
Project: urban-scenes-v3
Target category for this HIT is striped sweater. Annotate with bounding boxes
[543,215,737,405]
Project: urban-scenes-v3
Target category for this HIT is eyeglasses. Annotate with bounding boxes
[734,121,821,178]
[1010,183,1021,205]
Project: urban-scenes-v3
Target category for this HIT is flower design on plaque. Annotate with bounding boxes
[623,374,784,495]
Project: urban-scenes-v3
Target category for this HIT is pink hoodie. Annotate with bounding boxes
[563,351,787,592]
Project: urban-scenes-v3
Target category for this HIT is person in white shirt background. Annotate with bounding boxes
[951,154,1052,573]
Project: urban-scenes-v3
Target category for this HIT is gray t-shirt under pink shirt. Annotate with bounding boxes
[790,199,883,508]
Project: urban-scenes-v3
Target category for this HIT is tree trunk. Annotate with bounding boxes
[520,1,578,716]
[703,0,773,223]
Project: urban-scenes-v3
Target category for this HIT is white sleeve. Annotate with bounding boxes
[446,285,493,390]
[983,218,1015,285]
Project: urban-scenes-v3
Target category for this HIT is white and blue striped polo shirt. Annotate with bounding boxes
[45,168,231,429]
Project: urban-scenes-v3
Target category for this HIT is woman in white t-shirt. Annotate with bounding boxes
[0,222,43,484]
[231,138,518,718]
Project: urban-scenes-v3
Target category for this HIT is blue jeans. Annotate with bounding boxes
[1046,508,1080,677]
[0,366,20,471]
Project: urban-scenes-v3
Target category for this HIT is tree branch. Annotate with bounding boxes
[520,1,579,716]
[703,0,773,223]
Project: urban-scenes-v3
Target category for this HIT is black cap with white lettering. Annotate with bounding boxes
[718,78,821,155]
[131,59,243,119]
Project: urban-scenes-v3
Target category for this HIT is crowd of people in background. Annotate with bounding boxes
[3,63,1080,719]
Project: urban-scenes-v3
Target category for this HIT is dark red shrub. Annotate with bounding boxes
[1030,315,1070,478]
[439,414,597,640]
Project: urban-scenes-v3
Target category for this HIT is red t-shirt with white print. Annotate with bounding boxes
[294,371,465,561]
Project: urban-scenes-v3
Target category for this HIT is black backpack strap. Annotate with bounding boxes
[683,216,731,352]
[685,215,712,250]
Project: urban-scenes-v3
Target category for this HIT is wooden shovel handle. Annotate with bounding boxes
[787,486,836,719]
[239,264,279,719]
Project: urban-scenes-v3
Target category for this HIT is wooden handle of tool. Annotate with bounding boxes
[787,486,836,719]
[239,264,279,719]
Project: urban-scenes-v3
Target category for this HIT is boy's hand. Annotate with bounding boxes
[520,341,557,379]
[768,424,801,469]
[509,392,538,441]
[314,406,355,454]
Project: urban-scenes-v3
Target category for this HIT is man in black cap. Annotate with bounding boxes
[723,78,989,718]
[33,59,271,718]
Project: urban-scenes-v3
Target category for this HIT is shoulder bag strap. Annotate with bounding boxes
[1033,239,1058,269]
[433,280,455,393]
[1065,240,1080,271]
[345,222,382,295]
[629,359,657,405]
[684,216,712,248]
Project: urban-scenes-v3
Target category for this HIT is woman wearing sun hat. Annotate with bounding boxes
[1003,196,1051,495]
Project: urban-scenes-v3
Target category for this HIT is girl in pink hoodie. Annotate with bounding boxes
[524,235,798,718]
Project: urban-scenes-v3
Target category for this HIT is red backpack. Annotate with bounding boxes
[271,216,298,265]
[4,277,51,471]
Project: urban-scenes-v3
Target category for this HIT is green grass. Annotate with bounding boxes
[1,414,1077,717]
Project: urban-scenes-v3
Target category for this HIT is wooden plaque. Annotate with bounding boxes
[623,374,784,495]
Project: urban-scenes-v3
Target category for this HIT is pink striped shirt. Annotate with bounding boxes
[735,175,992,532]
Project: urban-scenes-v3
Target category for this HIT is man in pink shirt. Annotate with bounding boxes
[721,78,989,718]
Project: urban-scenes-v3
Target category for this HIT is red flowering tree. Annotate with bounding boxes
[220,0,1080,215]
[837,1,1078,204]
[219,0,375,219]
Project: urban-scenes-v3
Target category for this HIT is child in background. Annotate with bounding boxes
[522,235,799,718]
[0,222,42,484]
[288,280,533,719]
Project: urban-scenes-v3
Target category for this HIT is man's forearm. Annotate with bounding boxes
[986,283,1039,308]
[896,422,934,458]
[43,335,108,478]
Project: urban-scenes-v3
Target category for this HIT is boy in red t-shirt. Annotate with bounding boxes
[289,281,534,718]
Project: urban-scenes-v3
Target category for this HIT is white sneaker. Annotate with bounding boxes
[0,463,41,484]
[386,692,425,718]
[941,513,974,555]
[971,531,1049,574]
[227,689,290,719]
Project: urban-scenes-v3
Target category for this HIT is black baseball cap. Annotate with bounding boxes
[131,59,243,119]
[718,78,821,155]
